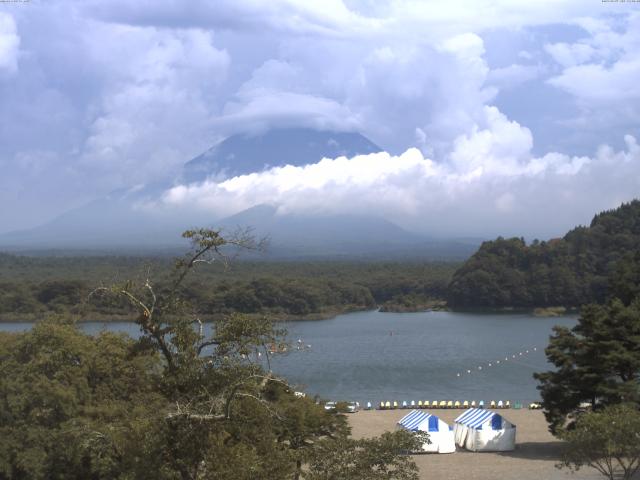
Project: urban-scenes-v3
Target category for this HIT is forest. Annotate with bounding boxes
[0,254,456,321]
[3,201,640,322]
[0,229,425,480]
[448,200,640,308]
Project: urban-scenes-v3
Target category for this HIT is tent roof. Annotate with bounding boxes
[454,408,512,429]
[398,410,443,431]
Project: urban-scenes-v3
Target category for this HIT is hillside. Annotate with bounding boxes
[181,127,382,183]
[0,128,383,251]
[448,200,640,308]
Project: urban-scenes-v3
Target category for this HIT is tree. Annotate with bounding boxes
[303,430,426,480]
[0,318,166,480]
[92,228,312,479]
[557,404,640,480]
[534,298,640,433]
[266,383,349,480]
[0,228,424,479]
[449,200,640,308]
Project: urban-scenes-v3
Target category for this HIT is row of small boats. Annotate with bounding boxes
[374,400,542,410]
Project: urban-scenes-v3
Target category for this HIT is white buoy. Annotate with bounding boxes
[519,352,523,356]
[497,360,500,364]
[478,366,482,370]
[457,373,461,377]
[467,369,471,374]
[488,363,492,367]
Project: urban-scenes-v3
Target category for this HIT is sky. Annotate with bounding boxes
[0,0,639,238]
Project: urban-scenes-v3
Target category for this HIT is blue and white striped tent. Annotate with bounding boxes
[455,408,505,430]
[453,408,516,451]
[397,410,455,453]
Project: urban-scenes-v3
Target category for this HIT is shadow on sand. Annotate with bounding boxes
[498,441,566,461]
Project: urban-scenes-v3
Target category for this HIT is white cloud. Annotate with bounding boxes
[487,64,542,89]
[215,90,362,135]
[448,106,533,176]
[0,13,19,73]
[79,26,230,185]
[547,13,640,103]
[87,0,378,37]
[544,42,596,68]
[549,59,640,102]
[156,105,640,237]
[1,0,640,237]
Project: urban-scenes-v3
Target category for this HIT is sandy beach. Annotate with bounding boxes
[348,409,606,480]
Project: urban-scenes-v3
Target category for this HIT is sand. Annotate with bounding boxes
[348,409,607,480]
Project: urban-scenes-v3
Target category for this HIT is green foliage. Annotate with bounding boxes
[557,404,640,480]
[0,256,456,321]
[449,200,640,308]
[534,296,640,434]
[303,430,425,480]
[0,229,423,480]
[0,319,165,480]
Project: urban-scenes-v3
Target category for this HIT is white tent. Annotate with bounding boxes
[453,408,516,452]
[397,410,456,454]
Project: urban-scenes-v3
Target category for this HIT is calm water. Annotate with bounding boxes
[1,310,576,405]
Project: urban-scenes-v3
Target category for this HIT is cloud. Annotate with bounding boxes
[86,0,377,37]
[215,89,362,135]
[76,1,617,159]
[544,42,596,68]
[156,105,640,238]
[549,60,640,102]
[546,13,640,102]
[86,0,607,39]
[0,13,19,73]
[1,0,639,237]
[79,27,230,185]
[487,64,543,89]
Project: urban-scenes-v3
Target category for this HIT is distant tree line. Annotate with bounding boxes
[448,200,640,308]
[0,258,456,321]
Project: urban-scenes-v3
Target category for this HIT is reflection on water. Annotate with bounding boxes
[1,310,576,405]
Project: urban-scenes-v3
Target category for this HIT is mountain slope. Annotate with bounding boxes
[0,189,192,250]
[182,128,382,183]
[218,204,478,259]
[448,200,640,307]
[0,128,382,251]
[0,126,477,259]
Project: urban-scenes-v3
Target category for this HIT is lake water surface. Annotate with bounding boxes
[1,310,576,405]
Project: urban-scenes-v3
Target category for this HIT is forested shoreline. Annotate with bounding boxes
[0,255,456,322]
[448,200,640,309]
[3,201,640,322]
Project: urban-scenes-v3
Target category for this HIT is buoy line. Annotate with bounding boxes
[455,347,540,378]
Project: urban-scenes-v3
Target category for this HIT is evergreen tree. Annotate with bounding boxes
[449,200,640,308]
[534,297,640,433]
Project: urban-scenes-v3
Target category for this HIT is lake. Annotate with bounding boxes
[0,310,576,406]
